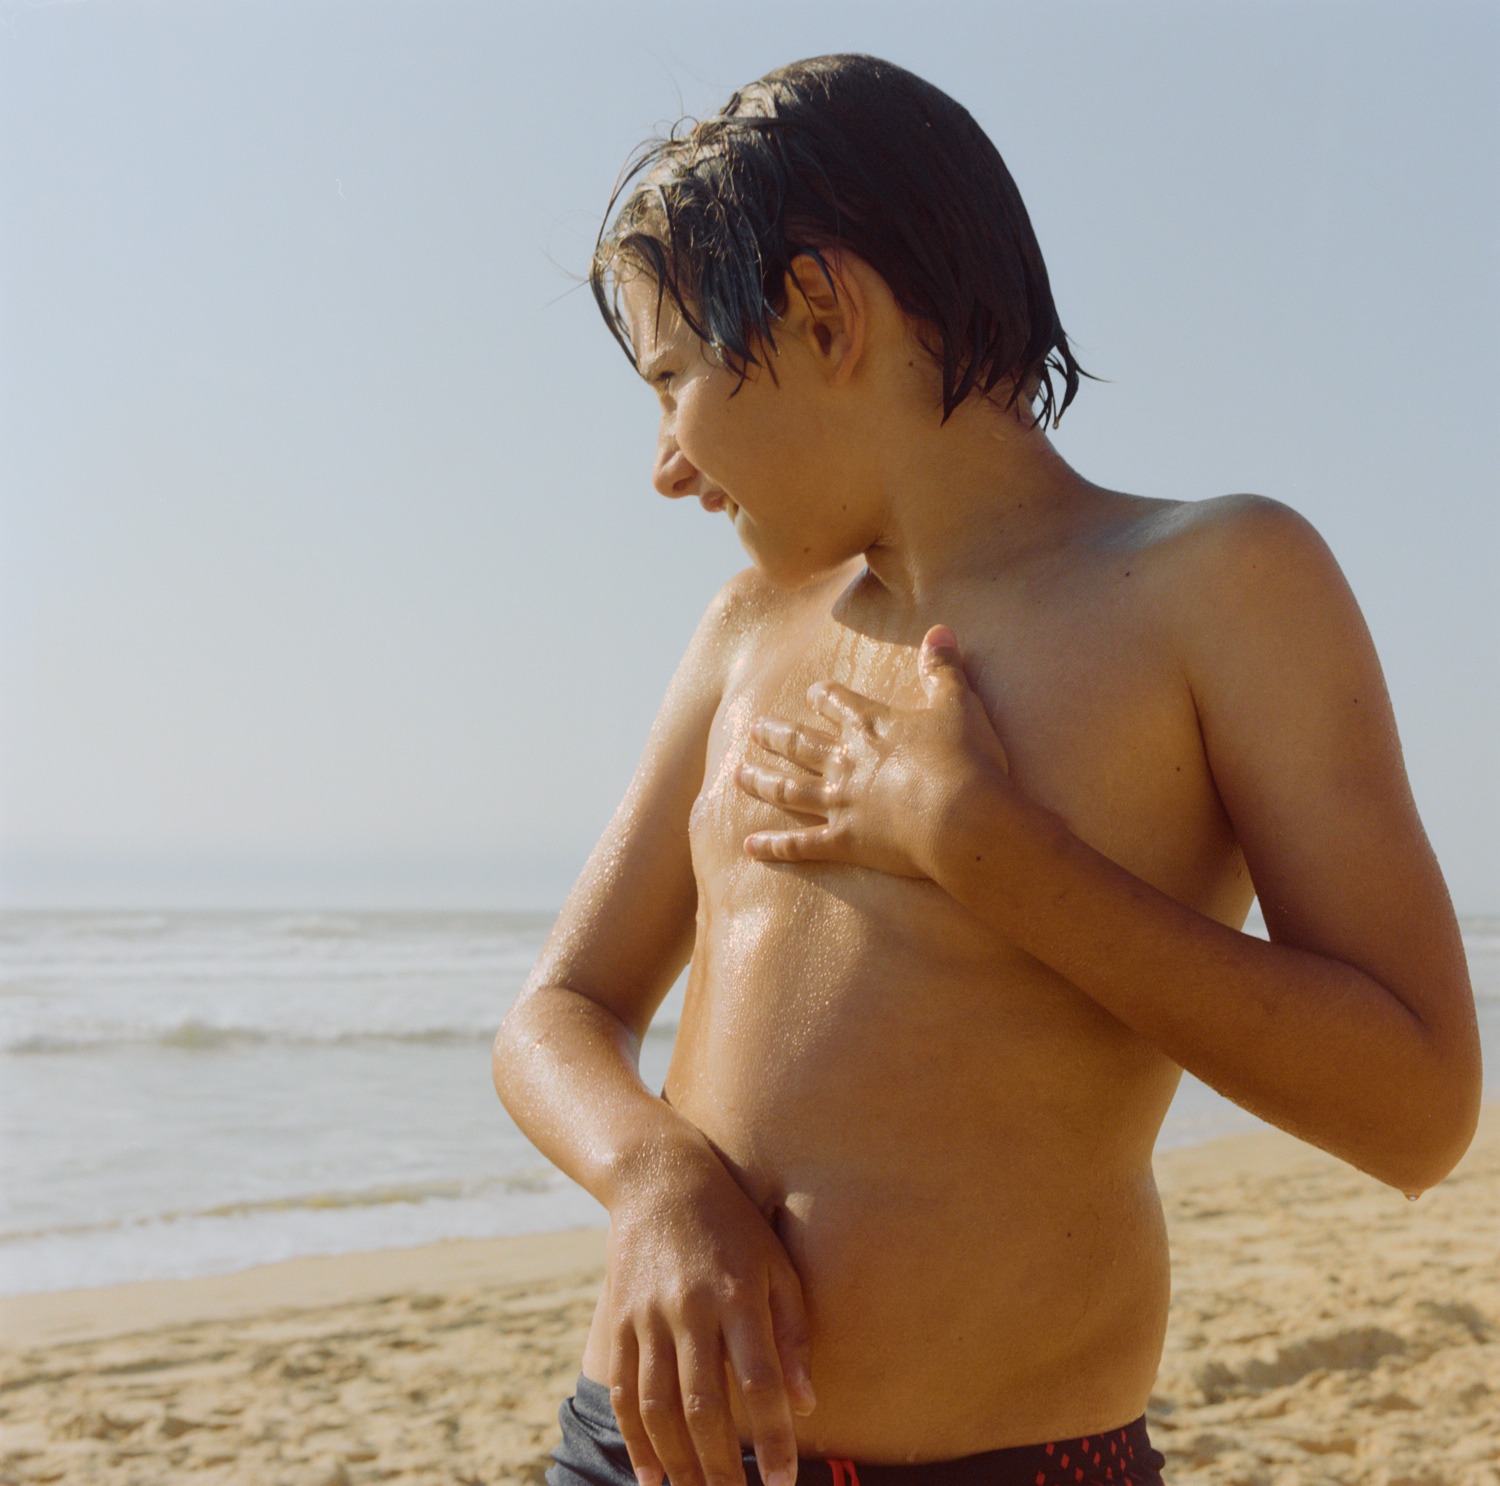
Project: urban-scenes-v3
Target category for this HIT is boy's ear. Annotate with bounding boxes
[783,253,865,388]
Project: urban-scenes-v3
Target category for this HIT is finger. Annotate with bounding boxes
[766,1265,817,1419]
[722,1308,800,1486]
[636,1328,706,1486]
[807,679,885,733]
[918,624,969,700]
[610,1330,665,1486]
[735,763,829,818]
[751,716,836,769]
[675,1336,748,1486]
[744,827,840,863]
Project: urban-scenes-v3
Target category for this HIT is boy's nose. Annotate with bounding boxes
[653,439,703,500]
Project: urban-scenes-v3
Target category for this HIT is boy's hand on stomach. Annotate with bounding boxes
[736,626,1009,878]
[606,1131,815,1486]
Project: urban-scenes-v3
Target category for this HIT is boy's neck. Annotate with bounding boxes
[851,396,1104,607]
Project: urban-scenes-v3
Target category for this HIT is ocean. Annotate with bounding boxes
[2,909,1496,1296]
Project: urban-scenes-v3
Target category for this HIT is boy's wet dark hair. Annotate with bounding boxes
[592,54,1084,427]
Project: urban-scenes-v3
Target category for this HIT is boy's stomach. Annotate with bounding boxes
[593,869,1182,1459]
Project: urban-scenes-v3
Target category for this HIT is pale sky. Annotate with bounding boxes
[2,0,1496,912]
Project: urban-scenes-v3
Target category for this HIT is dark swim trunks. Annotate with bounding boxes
[546,1375,1166,1486]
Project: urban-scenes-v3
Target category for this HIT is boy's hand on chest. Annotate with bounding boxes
[734,625,1012,879]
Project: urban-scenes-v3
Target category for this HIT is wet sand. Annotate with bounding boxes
[3,1109,1496,1485]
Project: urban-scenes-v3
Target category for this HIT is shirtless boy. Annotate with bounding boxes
[493,54,1480,1486]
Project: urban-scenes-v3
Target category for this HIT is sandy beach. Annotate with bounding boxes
[3,1108,1496,1486]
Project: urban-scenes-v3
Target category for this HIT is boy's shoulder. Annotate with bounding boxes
[1117,491,1328,573]
[667,562,857,725]
[698,558,862,651]
[1107,492,1349,648]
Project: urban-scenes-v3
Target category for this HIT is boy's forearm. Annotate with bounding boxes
[492,985,706,1210]
[929,768,1480,1193]
[494,978,819,1486]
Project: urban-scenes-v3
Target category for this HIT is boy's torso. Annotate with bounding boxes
[586,496,1257,1459]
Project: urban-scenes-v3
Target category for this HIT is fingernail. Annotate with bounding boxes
[765,1468,796,1486]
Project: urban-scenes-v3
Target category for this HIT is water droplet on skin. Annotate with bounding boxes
[1405,1192,1421,1202]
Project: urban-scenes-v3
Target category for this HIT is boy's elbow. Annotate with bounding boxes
[491,1023,515,1104]
[490,980,583,1111]
[1380,1053,1483,1196]
[491,998,532,1106]
[1385,1122,1478,1199]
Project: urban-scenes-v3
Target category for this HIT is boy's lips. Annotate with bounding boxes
[701,491,736,518]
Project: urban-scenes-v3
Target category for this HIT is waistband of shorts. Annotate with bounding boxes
[567,1375,1164,1485]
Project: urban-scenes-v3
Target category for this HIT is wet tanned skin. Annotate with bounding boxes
[605,547,1230,1453]
[494,254,1478,1486]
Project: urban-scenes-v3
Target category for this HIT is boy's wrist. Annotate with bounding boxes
[597,1107,717,1216]
[922,759,1053,922]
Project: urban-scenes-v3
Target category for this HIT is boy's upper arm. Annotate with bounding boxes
[523,569,763,1039]
[1177,496,1474,1047]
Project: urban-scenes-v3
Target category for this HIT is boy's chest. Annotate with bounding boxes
[690,583,1227,898]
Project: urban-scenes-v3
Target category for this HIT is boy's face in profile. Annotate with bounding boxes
[620,270,877,589]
